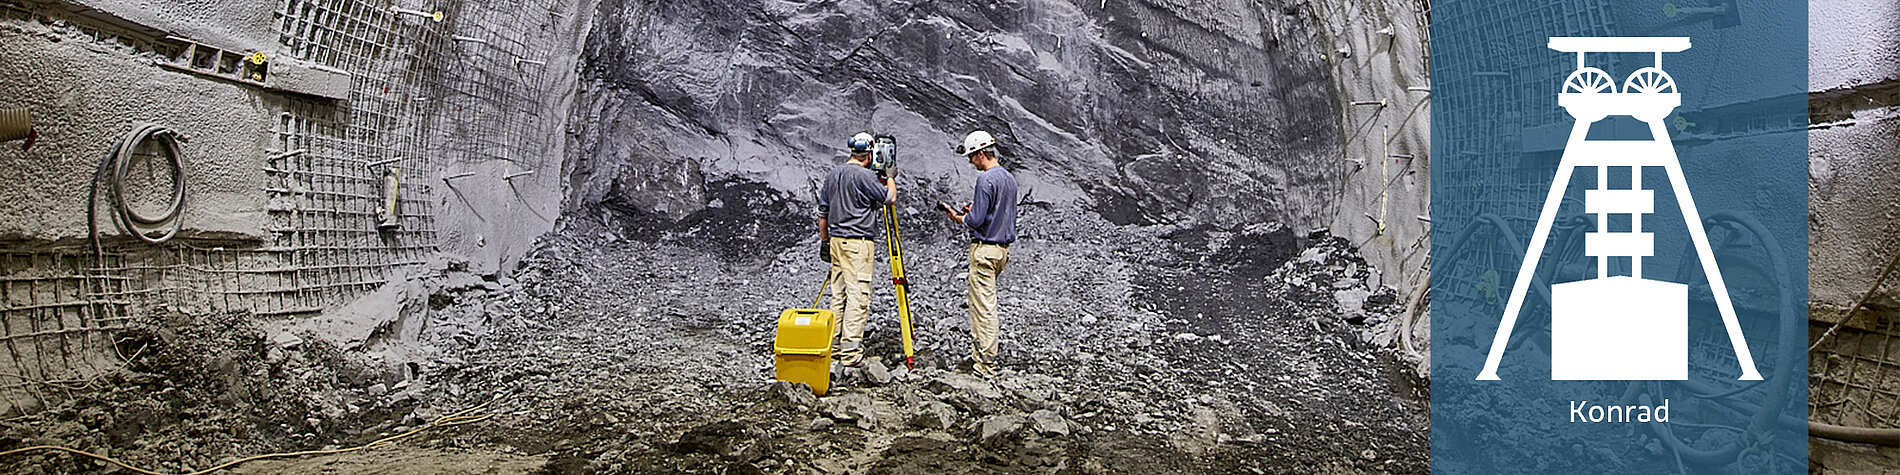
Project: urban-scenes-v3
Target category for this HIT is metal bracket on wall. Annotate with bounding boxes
[156,40,351,101]
[9,1,353,101]
[156,39,270,85]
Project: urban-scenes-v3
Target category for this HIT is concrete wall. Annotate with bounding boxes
[425,0,593,275]
[0,11,272,244]
[1809,0,1900,468]
[0,0,587,281]
[1809,0,1900,309]
[0,0,591,414]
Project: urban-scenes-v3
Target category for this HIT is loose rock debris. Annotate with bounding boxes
[0,210,1426,473]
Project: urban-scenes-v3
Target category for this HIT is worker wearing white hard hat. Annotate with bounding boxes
[819,132,896,367]
[944,130,1017,378]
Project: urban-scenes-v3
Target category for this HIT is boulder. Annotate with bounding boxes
[864,359,893,386]
[905,400,960,430]
[821,393,878,429]
[1297,247,1330,264]
[271,331,304,350]
[1334,288,1370,323]
[973,414,1028,447]
[767,381,819,410]
[924,373,1003,399]
[1029,409,1071,437]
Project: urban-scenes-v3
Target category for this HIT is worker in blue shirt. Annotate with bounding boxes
[943,130,1016,378]
[819,133,897,367]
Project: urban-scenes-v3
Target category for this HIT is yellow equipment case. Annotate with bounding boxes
[773,308,836,395]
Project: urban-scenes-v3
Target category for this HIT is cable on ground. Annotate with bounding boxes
[0,396,499,474]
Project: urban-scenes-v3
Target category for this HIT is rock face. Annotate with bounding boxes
[566,0,1342,251]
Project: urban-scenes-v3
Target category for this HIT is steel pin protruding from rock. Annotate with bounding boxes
[390,6,444,22]
[514,57,546,68]
[1351,100,1387,107]
[270,149,308,160]
[503,170,536,180]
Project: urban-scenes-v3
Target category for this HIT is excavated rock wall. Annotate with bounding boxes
[1307,0,1430,304]
[563,0,1346,247]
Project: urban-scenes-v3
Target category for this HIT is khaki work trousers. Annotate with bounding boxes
[827,238,875,366]
[966,243,1010,377]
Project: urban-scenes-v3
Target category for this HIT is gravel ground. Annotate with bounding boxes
[0,208,1427,474]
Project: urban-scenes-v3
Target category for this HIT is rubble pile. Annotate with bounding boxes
[0,208,1428,474]
[0,310,436,474]
[1268,234,1429,377]
[400,208,1428,473]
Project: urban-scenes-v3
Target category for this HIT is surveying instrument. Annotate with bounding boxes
[1476,37,1760,381]
[868,135,919,369]
[809,135,917,369]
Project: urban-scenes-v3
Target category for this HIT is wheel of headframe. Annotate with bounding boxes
[1563,67,1617,94]
[1623,67,1677,94]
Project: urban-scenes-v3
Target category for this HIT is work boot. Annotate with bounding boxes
[973,363,998,380]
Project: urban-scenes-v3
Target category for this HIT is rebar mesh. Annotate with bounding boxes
[1812,309,1900,429]
[0,0,569,415]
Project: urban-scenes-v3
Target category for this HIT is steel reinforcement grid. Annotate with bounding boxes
[0,0,568,415]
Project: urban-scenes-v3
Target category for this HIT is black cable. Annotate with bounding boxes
[89,123,186,256]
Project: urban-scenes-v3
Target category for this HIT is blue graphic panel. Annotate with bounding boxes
[1430,0,1807,473]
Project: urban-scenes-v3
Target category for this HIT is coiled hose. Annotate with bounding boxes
[89,123,186,252]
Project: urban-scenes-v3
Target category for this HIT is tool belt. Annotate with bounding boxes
[971,239,1011,247]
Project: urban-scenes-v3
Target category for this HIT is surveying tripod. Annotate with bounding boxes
[882,202,918,369]
[815,136,917,369]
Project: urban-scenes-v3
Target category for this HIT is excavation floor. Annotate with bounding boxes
[403,212,1427,473]
[0,212,1426,474]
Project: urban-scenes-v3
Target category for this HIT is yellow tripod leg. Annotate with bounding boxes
[812,266,834,309]
[883,204,917,369]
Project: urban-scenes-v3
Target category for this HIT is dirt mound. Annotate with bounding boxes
[0,309,421,474]
[406,209,1426,473]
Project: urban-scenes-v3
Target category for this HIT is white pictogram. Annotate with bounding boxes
[1475,37,1761,381]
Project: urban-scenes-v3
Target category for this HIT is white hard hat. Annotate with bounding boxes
[958,130,995,156]
[848,132,874,154]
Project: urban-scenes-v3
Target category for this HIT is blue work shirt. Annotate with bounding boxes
[964,167,1017,244]
[818,163,889,239]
